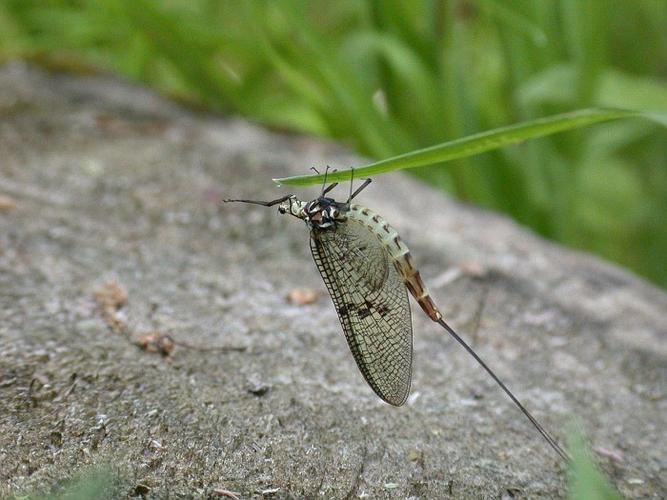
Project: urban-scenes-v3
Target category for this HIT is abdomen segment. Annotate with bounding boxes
[347,204,442,322]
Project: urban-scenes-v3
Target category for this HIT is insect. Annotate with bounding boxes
[225,171,569,462]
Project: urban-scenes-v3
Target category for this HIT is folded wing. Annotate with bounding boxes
[309,218,413,406]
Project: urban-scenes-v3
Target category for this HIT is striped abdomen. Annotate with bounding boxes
[346,204,442,322]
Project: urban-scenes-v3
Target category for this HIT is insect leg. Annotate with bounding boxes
[349,178,372,200]
[321,166,339,195]
[322,182,339,195]
[320,165,331,195]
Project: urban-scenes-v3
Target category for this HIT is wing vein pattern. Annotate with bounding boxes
[309,218,412,406]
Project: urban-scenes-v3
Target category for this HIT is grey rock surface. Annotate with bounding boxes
[0,63,665,499]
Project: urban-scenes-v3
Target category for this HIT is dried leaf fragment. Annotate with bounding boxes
[94,281,127,310]
[136,331,175,357]
[0,194,17,213]
[286,288,319,305]
[459,261,487,278]
[94,281,129,335]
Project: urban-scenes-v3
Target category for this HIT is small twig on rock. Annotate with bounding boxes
[93,281,246,356]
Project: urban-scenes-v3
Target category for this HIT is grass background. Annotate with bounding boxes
[1,0,666,289]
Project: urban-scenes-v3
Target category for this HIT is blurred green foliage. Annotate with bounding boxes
[35,465,119,500]
[1,0,666,287]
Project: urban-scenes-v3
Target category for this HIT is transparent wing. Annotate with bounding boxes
[310,218,413,406]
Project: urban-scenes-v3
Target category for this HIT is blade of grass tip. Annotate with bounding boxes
[274,108,666,187]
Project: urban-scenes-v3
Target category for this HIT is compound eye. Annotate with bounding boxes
[278,206,286,214]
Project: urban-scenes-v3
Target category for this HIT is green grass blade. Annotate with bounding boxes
[274,108,666,186]
[568,429,622,500]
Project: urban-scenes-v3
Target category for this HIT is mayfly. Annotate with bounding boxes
[225,172,569,462]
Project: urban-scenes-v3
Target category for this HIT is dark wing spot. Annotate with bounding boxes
[376,304,390,316]
[352,299,390,318]
[357,308,372,320]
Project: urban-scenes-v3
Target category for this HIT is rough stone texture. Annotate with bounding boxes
[0,63,665,499]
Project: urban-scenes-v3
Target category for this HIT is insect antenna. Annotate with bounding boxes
[436,317,570,462]
[223,194,293,207]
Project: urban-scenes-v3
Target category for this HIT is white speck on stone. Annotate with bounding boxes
[407,391,421,404]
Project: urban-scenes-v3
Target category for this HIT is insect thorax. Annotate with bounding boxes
[280,196,349,230]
